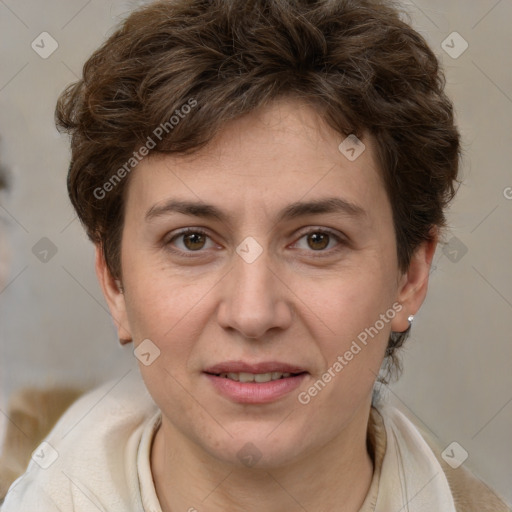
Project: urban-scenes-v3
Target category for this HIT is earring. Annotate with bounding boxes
[389,314,414,347]
[400,314,414,334]
[119,337,132,346]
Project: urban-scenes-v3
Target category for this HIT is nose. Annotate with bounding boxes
[216,245,293,339]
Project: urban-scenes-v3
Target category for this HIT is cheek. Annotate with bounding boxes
[301,267,397,394]
[124,271,209,340]
[307,264,396,340]
[122,260,224,382]
[122,275,205,412]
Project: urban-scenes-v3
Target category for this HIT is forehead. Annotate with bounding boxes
[125,98,388,223]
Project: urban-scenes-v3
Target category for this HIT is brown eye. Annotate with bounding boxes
[292,228,345,256]
[166,228,215,254]
[182,232,207,251]
[306,232,330,251]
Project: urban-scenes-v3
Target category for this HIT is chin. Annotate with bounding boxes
[202,426,311,470]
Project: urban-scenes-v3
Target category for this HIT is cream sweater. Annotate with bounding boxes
[1,372,510,511]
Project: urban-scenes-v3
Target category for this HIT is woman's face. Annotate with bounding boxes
[99,98,432,468]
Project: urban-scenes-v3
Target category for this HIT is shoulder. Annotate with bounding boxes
[426,434,511,512]
[1,370,160,512]
[375,405,511,512]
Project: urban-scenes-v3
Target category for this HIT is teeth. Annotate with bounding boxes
[240,372,255,383]
[218,372,293,382]
[255,373,271,383]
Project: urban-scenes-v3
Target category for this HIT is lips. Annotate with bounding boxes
[204,360,308,375]
[203,360,309,403]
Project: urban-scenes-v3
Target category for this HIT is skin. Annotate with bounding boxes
[97,97,436,512]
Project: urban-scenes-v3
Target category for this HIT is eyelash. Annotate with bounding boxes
[165,227,346,258]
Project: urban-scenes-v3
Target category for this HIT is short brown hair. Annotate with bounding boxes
[55,0,461,376]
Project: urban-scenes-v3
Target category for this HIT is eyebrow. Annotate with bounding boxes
[145,197,366,224]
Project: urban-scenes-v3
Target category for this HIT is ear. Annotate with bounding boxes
[94,245,133,344]
[390,229,438,333]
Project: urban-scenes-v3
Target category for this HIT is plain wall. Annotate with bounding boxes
[0,0,511,504]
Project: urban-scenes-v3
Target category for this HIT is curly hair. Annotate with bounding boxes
[55,0,461,379]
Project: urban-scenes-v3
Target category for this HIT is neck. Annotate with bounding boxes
[151,405,374,512]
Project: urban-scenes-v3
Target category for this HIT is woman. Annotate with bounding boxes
[2,0,510,510]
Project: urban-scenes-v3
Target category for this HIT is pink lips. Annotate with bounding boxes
[203,360,308,404]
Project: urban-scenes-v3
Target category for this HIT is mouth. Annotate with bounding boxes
[205,371,307,382]
[203,362,309,404]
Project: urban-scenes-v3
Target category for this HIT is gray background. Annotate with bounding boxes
[0,0,511,505]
